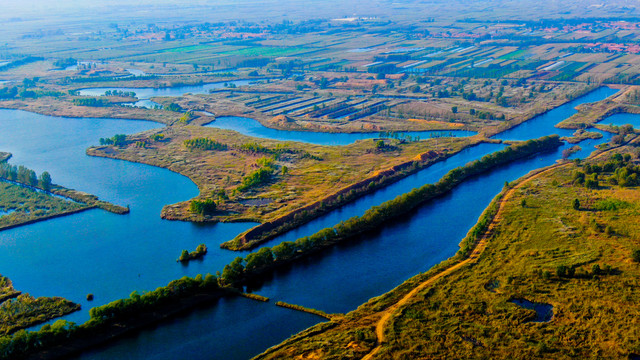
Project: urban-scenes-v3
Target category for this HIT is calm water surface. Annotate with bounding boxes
[78,79,264,100]
[207,116,476,146]
[0,87,622,359]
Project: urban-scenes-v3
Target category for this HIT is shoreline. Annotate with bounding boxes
[225,137,488,250]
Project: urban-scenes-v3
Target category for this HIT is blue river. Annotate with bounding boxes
[0,86,623,359]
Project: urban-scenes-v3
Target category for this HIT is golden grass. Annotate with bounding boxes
[253,144,640,360]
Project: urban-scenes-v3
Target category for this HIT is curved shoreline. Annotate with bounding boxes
[225,139,488,250]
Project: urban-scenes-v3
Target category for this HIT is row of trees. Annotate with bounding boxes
[73,98,109,107]
[103,90,136,97]
[220,136,563,284]
[99,134,127,146]
[0,136,564,359]
[0,163,52,191]
[183,138,228,151]
[0,273,220,359]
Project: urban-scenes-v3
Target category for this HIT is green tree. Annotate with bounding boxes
[221,257,245,285]
[272,241,296,260]
[572,198,580,210]
[556,265,568,277]
[179,250,189,262]
[28,170,38,187]
[451,106,458,114]
[39,171,52,191]
[245,247,274,272]
[190,199,216,215]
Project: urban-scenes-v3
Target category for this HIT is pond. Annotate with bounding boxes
[510,298,554,322]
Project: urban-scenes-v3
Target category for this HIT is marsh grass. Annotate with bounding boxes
[255,145,640,359]
[0,182,88,230]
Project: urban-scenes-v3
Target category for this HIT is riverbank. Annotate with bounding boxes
[0,274,81,337]
[0,181,91,231]
[253,136,640,360]
[216,136,563,287]
[556,85,640,129]
[225,137,487,250]
[2,136,558,360]
[14,279,278,360]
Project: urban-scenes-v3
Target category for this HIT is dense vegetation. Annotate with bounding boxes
[189,199,217,215]
[52,58,77,69]
[0,295,80,335]
[0,163,53,191]
[103,90,136,97]
[183,138,228,151]
[0,182,87,230]
[572,153,640,188]
[0,274,220,360]
[0,276,20,304]
[254,144,640,360]
[237,157,277,192]
[73,98,110,107]
[178,244,208,262]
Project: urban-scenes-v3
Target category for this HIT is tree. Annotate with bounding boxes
[190,199,216,215]
[112,134,127,146]
[245,247,274,272]
[179,250,190,262]
[633,249,640,263]
[272,241,296,260]
[521,199,527,208]
[221,257,244,285]
[556,265,568,277]
[572,198,580,210]
[451,106,458,114]
[39,171,52,191]
[28,170,38,187]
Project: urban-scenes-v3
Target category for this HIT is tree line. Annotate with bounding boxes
[0,274,220,360]
[0,163,52,191]
[219,135,563,285]
[184,138,228,151]
[99,134,127,146]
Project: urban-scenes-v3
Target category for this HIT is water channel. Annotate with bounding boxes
[206,116,476,146]
[0,86,621,359]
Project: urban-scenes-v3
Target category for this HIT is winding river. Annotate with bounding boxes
[0,87,622,359]
[206,116,476,146]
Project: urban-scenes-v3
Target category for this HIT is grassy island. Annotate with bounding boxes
[87,124,481,243]
[0,162,129,231]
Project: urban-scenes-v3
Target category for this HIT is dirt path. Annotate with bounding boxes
[361,162,568,360]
